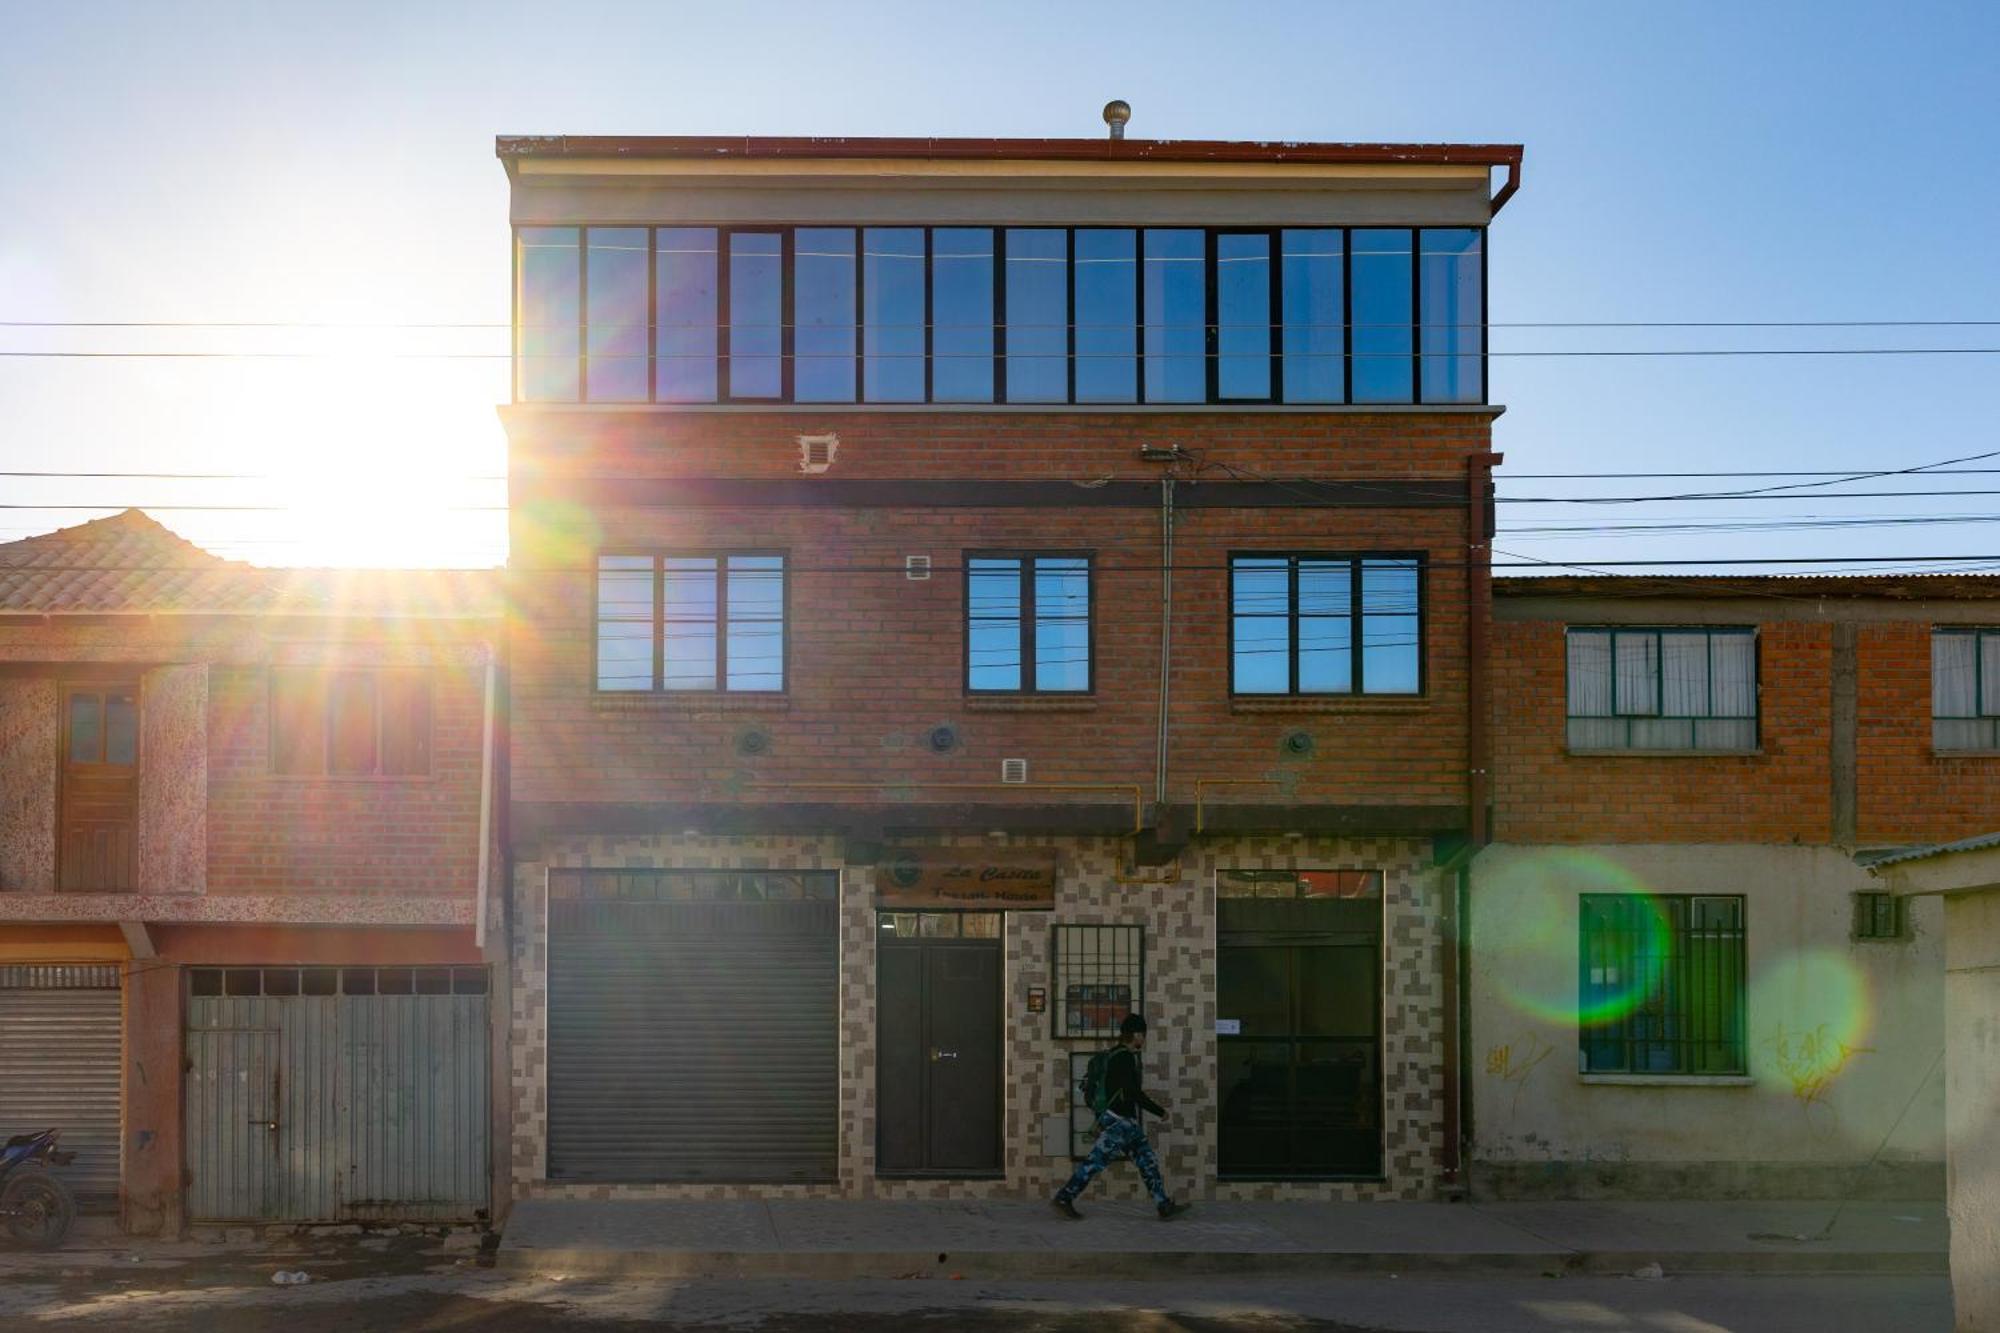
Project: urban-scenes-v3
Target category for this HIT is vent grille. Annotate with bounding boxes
[797,433,838,474]
[905,555,932,581]
[1000,758,1028,784]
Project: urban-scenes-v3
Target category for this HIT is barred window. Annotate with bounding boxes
[1580,894,1746,1076]
[1933,628,2000,752]
[1853,892,1908,942]
[1566,627,1757,752]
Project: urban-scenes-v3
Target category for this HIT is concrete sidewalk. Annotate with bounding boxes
[496,1198,1948,1280]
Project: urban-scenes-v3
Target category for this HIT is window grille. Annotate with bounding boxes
[186,966,488,998]
[1852,892,1907,942]
[1579,894,1745,1075]
[1566,627,1757,752]
[1051,924,1143,1040]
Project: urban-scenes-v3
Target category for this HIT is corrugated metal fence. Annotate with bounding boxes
[184,968,488,1222]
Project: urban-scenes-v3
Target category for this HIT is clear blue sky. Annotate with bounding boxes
[3,0,1997,569]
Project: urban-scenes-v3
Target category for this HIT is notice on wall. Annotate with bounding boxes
[875,847,1058,910]
[1215,1019,1242,1036]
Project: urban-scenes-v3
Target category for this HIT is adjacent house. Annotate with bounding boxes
[1472,574,2000,1198]
[496,131,1519,1201]
[0,511,502,1232]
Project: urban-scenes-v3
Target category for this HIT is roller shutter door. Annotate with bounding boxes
[548,897,837,1183]
[0,965,122,1206]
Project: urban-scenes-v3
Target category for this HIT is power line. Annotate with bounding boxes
[6,318,2000,330]
[11,346,2000,360]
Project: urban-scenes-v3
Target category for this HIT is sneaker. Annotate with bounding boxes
[1157,1200,1189,1220]
[1051,1196,1082,1220]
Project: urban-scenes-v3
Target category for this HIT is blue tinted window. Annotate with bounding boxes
[1143,229,1204,402]
[656,228,717,402]
[586,228,649,402]
[967,557,1023,692]
[1033,557,1091,692]
[794,227,856,402]
[1004,229,1067,402]
[1298,559,1353,693]
[1351,230,1413,402]
[1361,559,1421,694]
[1231,558,1291,695]
[865,228,925,402]
[663,557,719,690]
[726,555,785,692]
[1216,232,1272,400]
[1420,229,1484,404]
[931,228,994,402]
[517,227,579,401]
[1074,229,1137,402]
[728,233,783,399]
[1281,230,1342,403]
[597,555,656,691]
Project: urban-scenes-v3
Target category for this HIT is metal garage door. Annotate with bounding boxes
[0,965,121,1206]
[184,965,489,1222]
[547,869,838,1184]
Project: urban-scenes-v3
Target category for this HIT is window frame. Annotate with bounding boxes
[592,550,791,696]
[1578,892,1748,1078]
[1933,626,2000,752]
[267,668,434,780]
[1226,551,1427,698]
[1564,625,1761,753]
[962,550,1096,696]
[512,223,1487,408]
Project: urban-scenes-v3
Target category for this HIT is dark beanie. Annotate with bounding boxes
[1120,1013,1148,1037]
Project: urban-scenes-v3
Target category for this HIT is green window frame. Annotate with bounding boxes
[1933,628,2000,752]
[1565,626,1758,752]
[1579,894,1746,1076]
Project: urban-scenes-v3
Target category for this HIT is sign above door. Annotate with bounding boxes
[875,848,1057,910]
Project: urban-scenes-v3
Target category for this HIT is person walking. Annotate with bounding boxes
[1052,1013,1188,1220]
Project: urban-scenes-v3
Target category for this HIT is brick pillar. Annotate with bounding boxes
[121,960,182,1236]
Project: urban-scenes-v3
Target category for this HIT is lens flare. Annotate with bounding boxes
[1749,949,1876,1104]
[1478,850,1668,1028]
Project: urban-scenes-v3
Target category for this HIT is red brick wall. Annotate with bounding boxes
[508,411,1492,815]
[1856,621,2000,843]
[205,659,488,894]
[1489,619,1834,844]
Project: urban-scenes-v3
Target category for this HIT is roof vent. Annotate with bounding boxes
[905,554,932,581]
[798,433,838,474]
[1000,757,1028,784]
[1103,100,1131,141]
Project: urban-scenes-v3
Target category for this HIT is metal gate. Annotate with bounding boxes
[0,965,121,1206]
[547,868,838,1184]
[184,965,489,1222]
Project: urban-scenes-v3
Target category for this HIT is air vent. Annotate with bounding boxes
[797,432,839,474]
[1000,758,1028,784]
[906,555,932,581]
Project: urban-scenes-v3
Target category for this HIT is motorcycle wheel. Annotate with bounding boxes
[1,1167,75,1249]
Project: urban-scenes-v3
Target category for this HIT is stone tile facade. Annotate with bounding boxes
[508,831,1446,1203]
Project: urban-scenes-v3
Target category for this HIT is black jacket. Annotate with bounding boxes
[1105,1044,1166,1120]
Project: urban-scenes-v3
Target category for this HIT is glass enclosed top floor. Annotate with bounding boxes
[515,223,1485,408]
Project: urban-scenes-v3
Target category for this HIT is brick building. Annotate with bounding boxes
[498,131,1519,1202]
[1471,575,2000,1198]
[0,511,502,1232]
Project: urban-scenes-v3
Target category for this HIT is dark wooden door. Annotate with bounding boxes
[58,683,139,892]
[876,928,1002,1176]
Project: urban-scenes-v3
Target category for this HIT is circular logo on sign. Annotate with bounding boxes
[886,857,923,889]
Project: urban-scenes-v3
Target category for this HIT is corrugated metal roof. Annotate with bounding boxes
[1862,832,2000,869]
[0,510,499,618]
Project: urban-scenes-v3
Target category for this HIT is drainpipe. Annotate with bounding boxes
[1154,475,1177,816]
[473,647,498,951]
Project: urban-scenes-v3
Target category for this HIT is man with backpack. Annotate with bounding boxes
[1052,1013,1188,1220]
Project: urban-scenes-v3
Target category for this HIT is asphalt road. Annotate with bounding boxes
[0,1234,1955,1331]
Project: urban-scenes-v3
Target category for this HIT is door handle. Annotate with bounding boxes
[251,1120,279,1132]
[931,1049,959,1061]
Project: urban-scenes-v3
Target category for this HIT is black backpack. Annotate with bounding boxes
[1077,1046,1117,1115]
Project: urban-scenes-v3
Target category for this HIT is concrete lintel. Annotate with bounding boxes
[117,920,155,958]
[0,892,475,927]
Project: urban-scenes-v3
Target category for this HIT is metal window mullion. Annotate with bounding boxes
[1264,228,1280,403]
[1407,227,1419,404]
[646,226,659,403]
[853,227,866,404]
[921,227,934,404]
[1065,228,1077,404]
[717,229,733,400]
[780,229,795,403]
[1203,229,1218,403]
[1351,559,1366,695]
[1021,557,1037,694]
[1479,225,1490,406]
[1341,227,1353,405]
[1287,557,1301,695]
[992,228,1007,404]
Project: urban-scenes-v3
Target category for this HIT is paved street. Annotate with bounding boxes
[0,1234,1953,1331]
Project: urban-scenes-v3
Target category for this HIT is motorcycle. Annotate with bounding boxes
[0,1129,77,1248]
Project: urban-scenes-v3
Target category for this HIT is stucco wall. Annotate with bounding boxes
[1943,891,2000,1331]
[0,677,58,891]
[508,831,1450,1203]
[1469,844,1944,1198]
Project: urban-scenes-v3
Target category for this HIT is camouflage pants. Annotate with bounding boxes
[1055,1111,1169,1205]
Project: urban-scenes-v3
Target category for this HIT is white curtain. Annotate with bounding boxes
[1567,630,1613,717]
[1709,633,1757,718]
[1933,632,1976,716]
[1660,632,1711,716]
[1613,632,1658,715]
